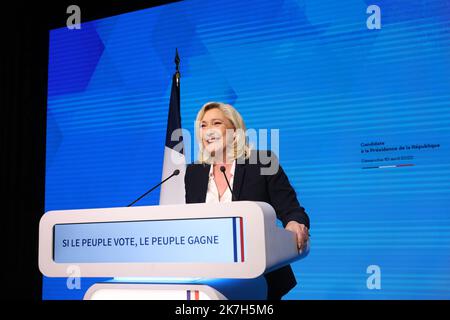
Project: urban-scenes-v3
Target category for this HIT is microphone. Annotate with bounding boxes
[127,169,180,207]
[220,166,236,201]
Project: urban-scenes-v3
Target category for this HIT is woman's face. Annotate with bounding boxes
[200,108,235,160]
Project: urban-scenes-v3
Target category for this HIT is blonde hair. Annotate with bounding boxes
[195,102,252,164]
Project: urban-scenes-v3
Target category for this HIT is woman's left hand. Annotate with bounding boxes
[285,221,309,252]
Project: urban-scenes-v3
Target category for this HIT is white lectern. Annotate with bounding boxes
[39,201,309,300]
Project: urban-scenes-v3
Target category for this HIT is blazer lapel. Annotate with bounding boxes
[232,161,246,201]
[196,164,211,203]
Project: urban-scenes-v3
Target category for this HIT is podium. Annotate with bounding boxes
[39,201,309,300]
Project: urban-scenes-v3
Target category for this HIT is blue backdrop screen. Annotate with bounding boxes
[44,0,450,299]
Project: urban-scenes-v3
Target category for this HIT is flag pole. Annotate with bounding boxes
[175,48,180,86]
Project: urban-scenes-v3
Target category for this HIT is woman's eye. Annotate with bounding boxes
[214,122,222,126]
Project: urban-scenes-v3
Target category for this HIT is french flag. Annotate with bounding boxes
[159,50,186,205]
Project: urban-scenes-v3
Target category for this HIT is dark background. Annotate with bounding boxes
[0,0,177,301]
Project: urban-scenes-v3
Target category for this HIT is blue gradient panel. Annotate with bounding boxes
[44,0,450,299]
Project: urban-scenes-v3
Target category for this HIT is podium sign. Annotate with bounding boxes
[54,217,245,263]
[40,201,300,279]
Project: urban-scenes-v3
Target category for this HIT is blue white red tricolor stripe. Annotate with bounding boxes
[362,164,415,169]
[232,217,245,262]
[186,290,200,300]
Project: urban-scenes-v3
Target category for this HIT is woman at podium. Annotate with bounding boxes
[185,102,310,300]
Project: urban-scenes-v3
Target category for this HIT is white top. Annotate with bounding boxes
[205,160,236,203]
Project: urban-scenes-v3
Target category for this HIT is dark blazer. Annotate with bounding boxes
[184,150,310,299]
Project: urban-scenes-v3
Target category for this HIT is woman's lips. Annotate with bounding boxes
[205,136,220,144]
